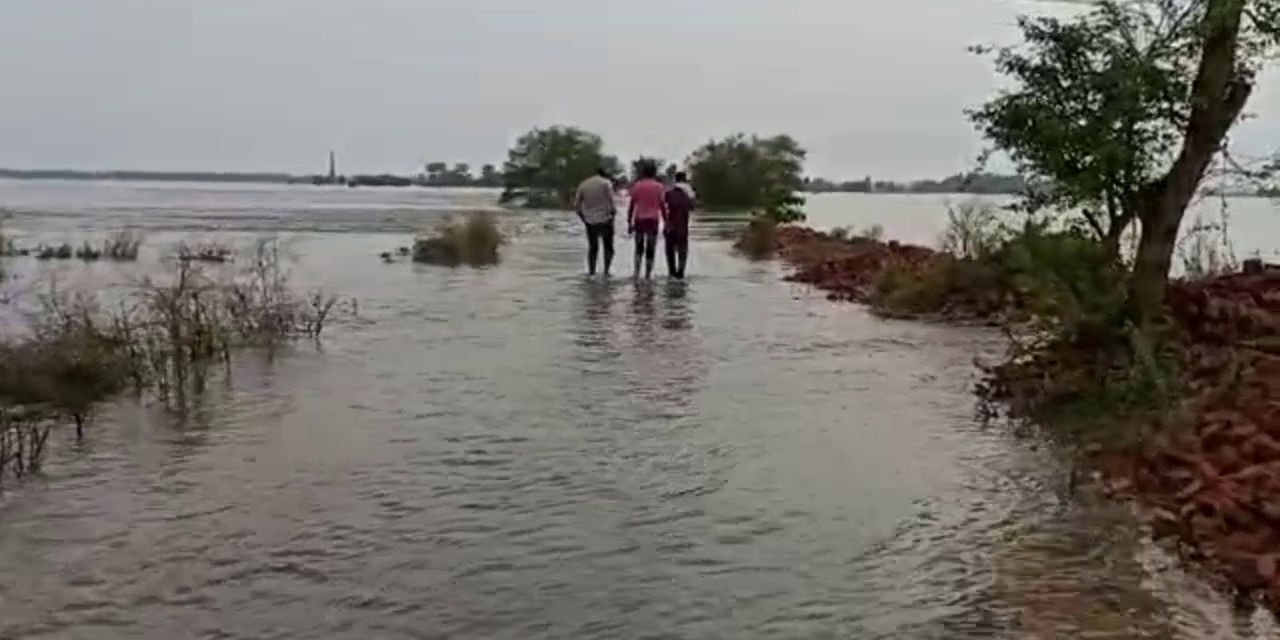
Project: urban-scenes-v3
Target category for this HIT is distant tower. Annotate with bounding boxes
[327,150,337,181]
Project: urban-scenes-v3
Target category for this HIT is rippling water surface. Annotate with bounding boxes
[0,181,1269,639]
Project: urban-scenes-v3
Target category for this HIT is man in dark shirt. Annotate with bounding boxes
[662,171,696,279]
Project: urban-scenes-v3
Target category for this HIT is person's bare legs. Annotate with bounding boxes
[642,229,656,279]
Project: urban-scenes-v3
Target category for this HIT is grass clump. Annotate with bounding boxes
[412,211,503,267]
[830,224,885,243]
[731,216,780,260]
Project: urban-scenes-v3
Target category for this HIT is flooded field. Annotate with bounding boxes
[0,180,1272,639]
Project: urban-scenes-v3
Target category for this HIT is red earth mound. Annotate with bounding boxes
[773,226,1008,320]
[1104,263,1280,607]
[774,226,938,302]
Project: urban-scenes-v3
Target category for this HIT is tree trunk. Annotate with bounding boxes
[1128,0,1251,327]
[1129,211,1182,326]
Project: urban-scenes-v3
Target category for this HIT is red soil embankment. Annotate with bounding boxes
[773,225,1280,606]
[774,226,1007,320]
[1104,263,1280,605]
[774,226,936,302]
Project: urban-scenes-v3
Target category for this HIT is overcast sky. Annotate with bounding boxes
[2,0,1280,181]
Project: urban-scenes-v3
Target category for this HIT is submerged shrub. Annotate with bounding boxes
[75,241,102,261]
[412,211,503,267]
[177,241,232,263]
[35,243,74,261]
[102,230,143,261]
[0,237,344,483]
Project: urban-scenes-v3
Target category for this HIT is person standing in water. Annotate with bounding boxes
[574,167,618,276]
[627,160,667,279]
[663,171,696,279]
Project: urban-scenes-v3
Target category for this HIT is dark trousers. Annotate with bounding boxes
[632,218,659,277]
[664,231,688,278]
[585,222,614,274]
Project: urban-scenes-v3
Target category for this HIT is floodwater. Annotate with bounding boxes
[0,180,1274,639]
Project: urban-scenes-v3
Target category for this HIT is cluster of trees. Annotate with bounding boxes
[420,162,503,188]
[497,126,809,222]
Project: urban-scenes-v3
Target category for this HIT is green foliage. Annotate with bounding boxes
[967,1,1194,248]
[993,220,1131,342]
[412,212,503,267]
[500,126,621,209]
[871,205,1130,337]
[686,133,807,223]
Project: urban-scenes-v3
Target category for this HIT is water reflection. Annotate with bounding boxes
[616,280,703,417]
[661,279,692,331]
[570,276,619,353]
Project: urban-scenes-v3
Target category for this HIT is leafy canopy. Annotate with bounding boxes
[967,0,1199,245]
[686,134,808,223]
[500,126,621,209]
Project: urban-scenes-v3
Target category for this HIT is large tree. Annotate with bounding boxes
[971,0,1277,326]
[500,126,621,209]
[686,134,807,222]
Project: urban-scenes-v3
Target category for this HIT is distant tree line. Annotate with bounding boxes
[420,162,503,188]
[803,172,1029,195]
[0,165,1034,199]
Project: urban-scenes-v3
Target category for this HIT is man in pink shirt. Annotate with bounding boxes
[626,160,668,279]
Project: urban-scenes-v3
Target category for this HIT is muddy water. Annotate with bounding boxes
[0,181,1267,639]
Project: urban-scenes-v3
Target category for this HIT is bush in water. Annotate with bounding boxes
[412,212,503,267]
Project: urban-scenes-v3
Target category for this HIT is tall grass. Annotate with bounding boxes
[1176,208,1238,279]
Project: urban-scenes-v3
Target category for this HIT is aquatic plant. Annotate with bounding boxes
[177,241,232,263]
[0,237,344,484]
[35,243,74,261]
[102,230,143,261]
[75,241,102,261]
[411,211,503,267]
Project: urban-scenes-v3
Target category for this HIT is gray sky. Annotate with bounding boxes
[2,0,1279,181]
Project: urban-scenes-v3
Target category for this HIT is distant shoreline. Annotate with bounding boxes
[0,168,1268,198]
